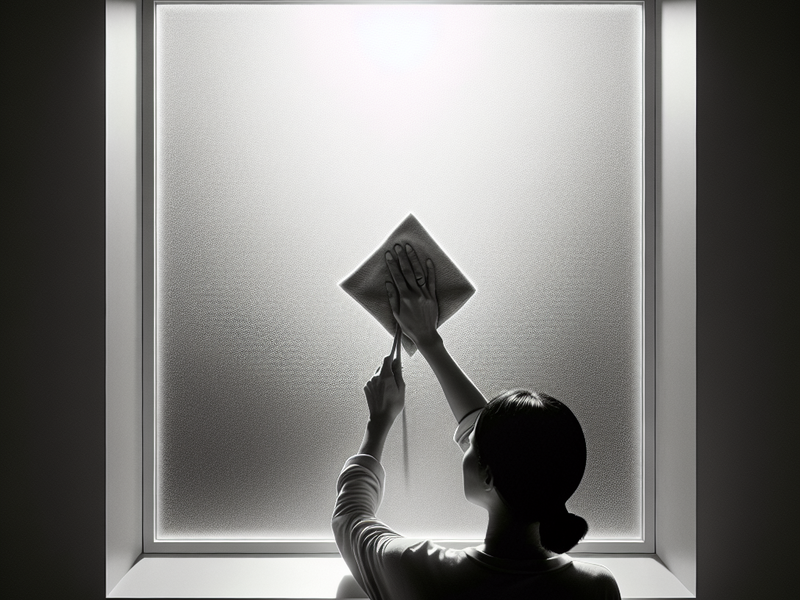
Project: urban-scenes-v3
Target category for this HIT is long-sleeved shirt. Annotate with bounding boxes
[332,409,622,600]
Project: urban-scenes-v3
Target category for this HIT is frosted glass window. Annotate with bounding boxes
[155,2,644,542]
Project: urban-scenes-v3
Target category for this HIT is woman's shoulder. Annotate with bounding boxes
[559,559,621,598]
[380,546,621,600]
[568,559,617,579]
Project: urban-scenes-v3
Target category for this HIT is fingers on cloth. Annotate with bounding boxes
[385,251,409,292]
[404,244,427,290]
[381,352,394,377]
[393,244,420,292]
[426,258,437,298]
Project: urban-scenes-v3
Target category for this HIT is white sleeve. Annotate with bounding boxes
[332,454,402,600]
[453,408,482,452]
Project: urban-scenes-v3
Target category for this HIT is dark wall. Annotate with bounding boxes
[8,0,797,598]
[695,0,798,597]
[8,0,106,598]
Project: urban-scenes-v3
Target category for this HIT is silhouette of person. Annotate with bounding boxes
[332,243,621,600]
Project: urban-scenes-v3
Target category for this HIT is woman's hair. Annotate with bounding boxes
[473,389,589,554]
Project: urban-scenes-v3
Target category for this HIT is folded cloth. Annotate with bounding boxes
[339,213,476,355]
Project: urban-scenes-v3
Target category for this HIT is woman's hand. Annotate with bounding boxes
[386,245,486,423]
[385,244,440,349]
[363,328,406,427]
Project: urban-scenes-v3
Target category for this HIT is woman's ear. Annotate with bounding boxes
[481,464,495,492]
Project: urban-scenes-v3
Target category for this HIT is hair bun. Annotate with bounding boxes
[539,511,589,554]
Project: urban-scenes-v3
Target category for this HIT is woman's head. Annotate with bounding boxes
[465,389,589,553]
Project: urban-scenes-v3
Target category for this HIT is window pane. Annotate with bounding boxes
[156,3,643,541]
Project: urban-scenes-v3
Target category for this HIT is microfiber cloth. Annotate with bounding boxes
[339,214,476,356]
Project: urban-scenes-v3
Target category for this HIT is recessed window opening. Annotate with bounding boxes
[146,0,652,553]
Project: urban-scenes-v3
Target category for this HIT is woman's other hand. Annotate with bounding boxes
[385,244,440,349]
[363,338,405,427]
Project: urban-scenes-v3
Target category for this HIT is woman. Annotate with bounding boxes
[332,243,621,600]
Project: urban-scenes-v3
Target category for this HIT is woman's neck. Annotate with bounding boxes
[481,507,556,560]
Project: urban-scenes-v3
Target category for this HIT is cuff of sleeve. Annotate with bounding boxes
[453,408,483,450]
[338,454,386,491]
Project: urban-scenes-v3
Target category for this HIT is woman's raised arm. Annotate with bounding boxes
[385,244,487,423]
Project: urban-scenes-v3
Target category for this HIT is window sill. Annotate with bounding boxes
[108,555,694,599]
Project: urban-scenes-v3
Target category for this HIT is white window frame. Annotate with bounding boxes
[144,0,657,555]
[107,0,696,596]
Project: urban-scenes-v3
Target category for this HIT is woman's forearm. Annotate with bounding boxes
[418,333,487,423]
[358,418,393,463]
